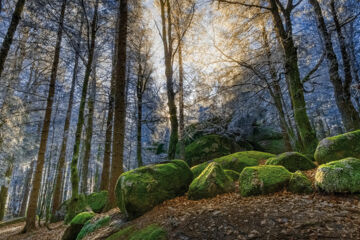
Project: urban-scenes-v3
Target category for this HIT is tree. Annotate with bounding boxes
[0,163,13,220]
[23,0,67,232]
[108,0,128,208]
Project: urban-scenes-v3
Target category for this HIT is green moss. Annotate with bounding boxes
[288,171,313,194]
[265,152,316,172]
[185,134,242,166]
[190,151,274,178]
[314,130,360,164]
[188,162,235,200]
[315,157,360,193]
[86,191,108,213]
[76,216,110,240]
[224,169,240,181]
[257,139,287,154]
[70,212,95,225]
[106,225,166,240]
[239,165,292,197]
[115,160,193,219]
[65,195,89,224]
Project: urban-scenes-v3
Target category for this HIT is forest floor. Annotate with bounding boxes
[2,170,360,240]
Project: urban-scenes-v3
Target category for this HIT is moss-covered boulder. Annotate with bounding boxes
[106,224,167,240]
[314,130,360,164]
[188,162,235,200]
[265,152,316,172]
[76,216,110,240]
[251,126,286,154]
[239,165,292,197]
[315,157,360,193]
[64,194,89,224]
[224,169,240,181]
[62,212,95,240]
[185,134,242,166]
[115,160,193,219]
[86,191,108,213]
[191,151,274,178]
[288,171,313,194]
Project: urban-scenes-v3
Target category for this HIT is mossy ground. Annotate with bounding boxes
[288,171,313,194]
[106,224,166,240]
[314,130,360,164]
[188,162,235,200]
[315,157,360,193]
[115,160,193,219]
[76,216,110,240]
[86,191,108,213]
[239,165,292,197]
[265,152,316,172]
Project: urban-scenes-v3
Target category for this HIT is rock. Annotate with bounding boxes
[288,171,313,194]
[64,194,90,224]
[251,126,286,154]
[239,165,292,197]
[224,169,240,181]
[185,134,242,166]
[188,162,235,200]
[86,191,108,213]
[106,224,166,240]
[76,216,110,240]
[315,157,360,193]
[265,152,316,172]
[314,130,360,164]
[191,151,274,178]
[62,212,95,240]
[115,160,193,219]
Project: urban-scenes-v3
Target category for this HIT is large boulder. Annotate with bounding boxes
[239,165,292,197]
[86,191,108,213]
[115,160,193,219]
[185,134,243,166]
[224,169,240,181]
[251,126,286,154]
[62,212,95,240]
[314,130,360,164]
[76,216,110,240]
[64,194,89,224]
[315,157,360,193]
[288,171,313,194]
[106,224,166,240]
[265,152,316,172]
[191,151,274,178]
[188,162,235,200]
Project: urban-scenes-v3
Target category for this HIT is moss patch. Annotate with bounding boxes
[239,165,292,197]
[115,160,193,219]
[188,162,235,200]
[64,195,89,224]
[70,212,95,225]
[106,225,166,240]
[265,152,316,172]
[314,130,360,164]
[288,171,313,194]
[86,191,108,213]
[224,169,240,181]
[315,157,360,193]
[62,212,95,240]
[76,216,110,240]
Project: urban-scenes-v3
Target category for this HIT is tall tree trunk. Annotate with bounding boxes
[0,163,13,220]
[136,64,143,167]
[178,41,186,159]
[70,0,98,200]
[0,0,26,78]
[51,19,82,221]
[81,55,97,194]
[268,0,318,154]
[23,0,66,232]
[309,0,360,131]
[19,160,34,217]
[108,0,128,208]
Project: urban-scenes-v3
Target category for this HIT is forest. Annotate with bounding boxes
[0,0,360,239]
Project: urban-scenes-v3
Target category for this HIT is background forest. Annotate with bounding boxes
[0,0,360,236]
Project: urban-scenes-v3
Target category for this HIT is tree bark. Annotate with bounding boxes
[309,0,360,131]
[136,64,143,167]
[108,0,128,208]
[0,163,13,220]
[0,0,26,78]
[19,160,34,217]
[178,40,186,159]
[22,0,66,232]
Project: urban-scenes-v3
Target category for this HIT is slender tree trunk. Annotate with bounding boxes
[178,41,186,159]
[81,55,97,194]
[108,0,128,208]
[269,0,317,154]
[23,0,66,232]
[51,22,82,221]
[136,68,143,167]
[70,0,98,200]
[19,160,34,217]
[0,0,26,78]
[309,0,360,131]
[0,163,13,220]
